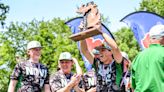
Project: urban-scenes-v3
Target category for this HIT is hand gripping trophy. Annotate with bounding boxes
[70,1,102,41]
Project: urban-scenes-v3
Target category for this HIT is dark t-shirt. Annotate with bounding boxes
[10,61,49,92]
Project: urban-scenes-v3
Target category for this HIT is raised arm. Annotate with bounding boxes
[72,57,83,75]
[102,33,122,63]
[80,40,94,64]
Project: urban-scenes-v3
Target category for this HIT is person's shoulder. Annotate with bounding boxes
[137,46,156,57]
[50,71,63,80]
[134,49,146,58]
[143,44,163,52]
[52,70,64,76]
[17,60,29,66]
[157,45,164,50]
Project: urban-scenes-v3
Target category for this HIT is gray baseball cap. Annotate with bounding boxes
[59,52,72,61]
[27,41,42,50]
[121,52,129,60]
[95,42,112,51]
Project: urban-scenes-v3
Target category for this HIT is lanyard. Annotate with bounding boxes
[120,69,129,87]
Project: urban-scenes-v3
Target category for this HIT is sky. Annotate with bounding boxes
[2,0,142,32]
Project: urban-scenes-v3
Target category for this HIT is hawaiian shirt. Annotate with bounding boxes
[83,69,97,91]
[10,61,49,92]
[94,59,117,92]
[50,70,83,92]
[50,70,74,92]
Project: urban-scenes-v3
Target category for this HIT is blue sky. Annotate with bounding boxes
[2,0,141,32]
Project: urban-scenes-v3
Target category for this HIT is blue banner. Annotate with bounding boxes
[66,17,114,71]
[121,11,164,49]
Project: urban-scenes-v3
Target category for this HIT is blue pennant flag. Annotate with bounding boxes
[66,17,114,71]
[121,11,164,50]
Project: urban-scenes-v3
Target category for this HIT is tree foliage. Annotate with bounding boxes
[0,18,85,91]
[0,2,9,27]
[0,1,10,91]
[113,27,140,61]
[139,0,164,16]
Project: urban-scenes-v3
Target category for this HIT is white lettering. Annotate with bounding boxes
[25,67,47,78]
[42,69,47,78]
[40,79,44,87]
[39,69,44,77]
[106,74,111,83]
[25,67,33,75]
[88,78,95,87]
[33,68,39,76]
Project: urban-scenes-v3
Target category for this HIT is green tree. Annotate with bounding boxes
[0,18,85,91]
[0,2,10,91]
[139,0,164,16]
[0,2,9,27]
[113,27,140,61]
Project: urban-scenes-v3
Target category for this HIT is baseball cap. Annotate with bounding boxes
[121,52,129,60]
[149,24,164,39]
[27,41,42,50]
[92,49,100,55]
[59,52,72,61]
[95,42,112,51]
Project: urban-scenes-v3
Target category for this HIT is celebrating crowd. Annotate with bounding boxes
[8,24,164,92]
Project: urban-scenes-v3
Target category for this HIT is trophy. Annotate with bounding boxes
[69,1,102,41]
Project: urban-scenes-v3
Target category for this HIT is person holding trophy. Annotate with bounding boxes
[80,32,124,92]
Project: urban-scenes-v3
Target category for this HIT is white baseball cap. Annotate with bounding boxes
[149,24,164,39]
[59,52,72,61]
[27,41,42,50]
[121,52,129,60]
